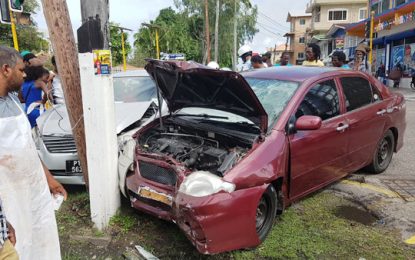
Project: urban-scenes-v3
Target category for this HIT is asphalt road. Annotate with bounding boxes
[331,87,415,245]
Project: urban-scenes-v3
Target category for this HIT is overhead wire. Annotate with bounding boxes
[256,21,286,35]
[257,11,290,30]
[256,22,284,38]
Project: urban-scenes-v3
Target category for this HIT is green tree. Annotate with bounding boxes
[109,22,132,66]
[131,7,203,67]
[131,0,257,68]
[0,0,49,52]
[174,0,258,67]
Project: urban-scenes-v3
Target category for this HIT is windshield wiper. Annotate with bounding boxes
[173,113,229,120]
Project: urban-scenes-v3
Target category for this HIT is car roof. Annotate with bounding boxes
[241,66,343,83]
[113,69,149,78]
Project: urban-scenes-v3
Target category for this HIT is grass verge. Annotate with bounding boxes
[57,188,415,259]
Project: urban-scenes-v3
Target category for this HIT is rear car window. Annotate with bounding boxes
[340,77,373,112]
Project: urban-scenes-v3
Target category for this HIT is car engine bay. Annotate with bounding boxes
[139,122,254,176]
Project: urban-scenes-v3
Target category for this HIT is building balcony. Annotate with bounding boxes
[306,0,367,12]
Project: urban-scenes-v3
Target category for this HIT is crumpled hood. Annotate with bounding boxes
[144,59,268,132]
[37,102,154,136]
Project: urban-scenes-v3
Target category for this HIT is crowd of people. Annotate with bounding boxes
[0,46,66,260]
[235,42,373,74]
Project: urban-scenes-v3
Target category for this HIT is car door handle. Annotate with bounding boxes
[336,123,349,132]
[376,109,386,115]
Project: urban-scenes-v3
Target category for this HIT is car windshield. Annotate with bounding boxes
[113,76,157,102]
[245,77,299,128]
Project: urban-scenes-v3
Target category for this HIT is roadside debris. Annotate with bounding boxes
[135,245,159,260]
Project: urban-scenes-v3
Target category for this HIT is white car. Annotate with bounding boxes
[35,70,162,185]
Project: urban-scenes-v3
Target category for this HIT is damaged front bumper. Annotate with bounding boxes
[174,185,267,254]
[126,168,268,254]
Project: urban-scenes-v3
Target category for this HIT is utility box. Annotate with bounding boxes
[77,17,104,53]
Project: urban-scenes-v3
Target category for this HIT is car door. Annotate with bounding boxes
[338,76,388,171]
[288,79,350,200]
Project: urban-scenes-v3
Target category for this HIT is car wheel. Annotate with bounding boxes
[366,130,395,174]
[256,185,277,242]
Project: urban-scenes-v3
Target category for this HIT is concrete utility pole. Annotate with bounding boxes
[214,0,220,62]
[204,0,211,63]
[78,0,120,229]
[80,0,109,49]
[40,0,89,186]
[232,0,238,70]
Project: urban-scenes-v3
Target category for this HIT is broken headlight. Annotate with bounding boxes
[178,171,235,197]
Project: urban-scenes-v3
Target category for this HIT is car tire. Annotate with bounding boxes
[366,130,395,174]
[256,184,278,242]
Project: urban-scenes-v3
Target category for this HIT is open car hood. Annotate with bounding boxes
[145,59,268,132]
[37,102,154,136]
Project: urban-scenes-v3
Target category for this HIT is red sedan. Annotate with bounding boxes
[124,60,406,254]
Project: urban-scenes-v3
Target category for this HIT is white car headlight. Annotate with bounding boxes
[178,171,235,197]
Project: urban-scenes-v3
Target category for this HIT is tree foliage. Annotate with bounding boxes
[131,0,258,68]
[0,0,48,52]
[109,22,132,66]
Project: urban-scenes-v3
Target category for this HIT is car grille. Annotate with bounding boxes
[43,135,77,153]
[139,162,177,186]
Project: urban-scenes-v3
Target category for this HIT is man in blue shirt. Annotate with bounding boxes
[331,51,350,69]
[275,52,292,66]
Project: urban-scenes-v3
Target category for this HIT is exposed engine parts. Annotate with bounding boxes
[140,124,250,176]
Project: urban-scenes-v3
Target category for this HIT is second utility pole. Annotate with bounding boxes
[205,0,211,63]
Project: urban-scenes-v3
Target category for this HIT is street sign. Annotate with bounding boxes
[9,0,23,12]
[0,0,11,24]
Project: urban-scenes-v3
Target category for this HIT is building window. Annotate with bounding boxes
[314,6,320,22]
[395,0,406,7]
[299,37,305,44]
[328,10,347,21]
[381,0,390,12]
[298,52,305,59]
[359,8,367,20]
[300,19,306,25]
[371,3,379,15]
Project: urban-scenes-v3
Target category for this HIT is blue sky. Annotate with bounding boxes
[33,0,309,53]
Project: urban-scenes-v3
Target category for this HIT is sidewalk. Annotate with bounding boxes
[389,87,415,101]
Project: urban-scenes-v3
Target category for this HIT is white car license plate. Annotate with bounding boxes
[66,160,82,174]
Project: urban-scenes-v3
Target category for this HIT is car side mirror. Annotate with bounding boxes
[295,115,322,131]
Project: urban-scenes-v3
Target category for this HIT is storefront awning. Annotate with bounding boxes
[385,29,415,43]
[310,34,329,43]
[373,36,385,46]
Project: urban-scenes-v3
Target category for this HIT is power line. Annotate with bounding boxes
[257,22,287,37]
[257,20,287,35]
[256,23,284,38]
[258,11,290,30]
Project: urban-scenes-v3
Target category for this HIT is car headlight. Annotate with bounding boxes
[178,171,235,197]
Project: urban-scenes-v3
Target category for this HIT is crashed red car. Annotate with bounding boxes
[124,60,406,254]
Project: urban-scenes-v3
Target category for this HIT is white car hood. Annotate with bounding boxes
[37,101,154,136]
